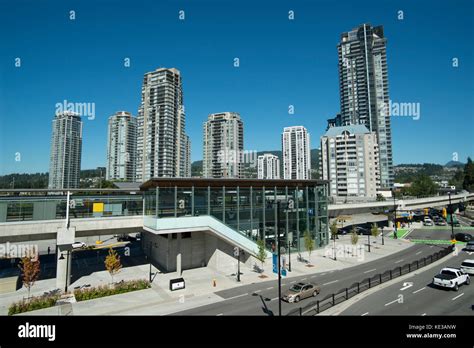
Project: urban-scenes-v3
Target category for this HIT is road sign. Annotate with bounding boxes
[272,253,277,274]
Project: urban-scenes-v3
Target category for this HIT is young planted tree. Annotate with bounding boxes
[104,248,122,284]
[350,229,359,257]
[330,221,339,260]
[303,231,314,264]
[256,239,267,275]
[19,256,41,300]
[371,223,380,244]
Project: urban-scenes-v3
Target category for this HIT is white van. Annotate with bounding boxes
[461,259,474,275]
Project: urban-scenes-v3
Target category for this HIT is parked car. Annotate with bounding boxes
[465,241,474,252]
[423,219,434,226]
[460,260,474,275]
[435,220,447,226]
[282,282,320,303]
[432,267,470,291]
[455,233,473,242]
[72,241,87,249]
[117,234,137,242]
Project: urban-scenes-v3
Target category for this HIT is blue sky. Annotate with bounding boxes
[0,0,473,175]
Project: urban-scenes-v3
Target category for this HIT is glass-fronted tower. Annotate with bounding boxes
[106,111,137,181]
[48,112,82,189]
[338,24,394,189]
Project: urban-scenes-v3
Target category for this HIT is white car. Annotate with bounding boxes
[432,267,470,291]
[460,260,474,275]
[72,241,87,249]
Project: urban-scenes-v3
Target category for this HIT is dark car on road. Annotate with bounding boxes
[455,233,473,242]
[465,241,474,252]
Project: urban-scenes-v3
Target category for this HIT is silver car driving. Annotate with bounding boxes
[282,282,320,303]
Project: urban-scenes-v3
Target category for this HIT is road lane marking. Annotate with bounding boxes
[412,287,426,294]
[452,293,464,301]
[395,259,404,264]
[290,281,296,284]
[302,278,307,281]
[270,297,278,301]
[311,275,317,278]
[216,313,223,316]
[363,268,377,274]
[429,246,434,248]
[385,298,401,306]
[321,273,326,276]
[415,251,422,255]
[421,313,427,316]
[266,287,274,290]
[254,290,261,293]
[323,280,339,286]
[361,312,369,316]
[400,282,414,291]
[226,293,248,300]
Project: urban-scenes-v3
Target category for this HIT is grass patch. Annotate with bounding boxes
[8,294,60,315]
[74,279,151,302]
[410,239,466,245]
[388,229,409,239]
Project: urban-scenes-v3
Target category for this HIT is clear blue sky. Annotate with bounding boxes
[0,0,473,175]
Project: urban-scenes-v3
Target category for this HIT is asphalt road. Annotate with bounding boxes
[171,242,446,316]
[339,247,474,315]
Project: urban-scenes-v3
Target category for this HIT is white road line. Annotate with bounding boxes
[421,313,427,316]
[301,278,307,281]
[415,251,422,255]
[290,281,296,284]
[270,297,278,301]
[321,273,326,276]
[361,312,369,316]
[216,313,223,316]
[266,287,273,290]
[385,299,400,306]
[452,293,464,301]
[254,290,262,293]
[363,268,377,274]
[311,275,317,278]
[395,259,404,264]
[323,280,339,286]
[412,287,426,294]
[226,293,248,301]
[429,246,434,248]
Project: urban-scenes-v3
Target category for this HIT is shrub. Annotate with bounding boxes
[8,294,59,315]
[74,279,150,302]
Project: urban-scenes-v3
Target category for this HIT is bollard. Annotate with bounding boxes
[368,278,371,288]
[346,288,349,299]
[212,279,216,287]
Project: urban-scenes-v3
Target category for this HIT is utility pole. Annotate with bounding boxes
[276,201,282,316]
[448,192,455,240]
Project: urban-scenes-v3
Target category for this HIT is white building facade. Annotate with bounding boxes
[257,154,280,179]
[282,126,311,180]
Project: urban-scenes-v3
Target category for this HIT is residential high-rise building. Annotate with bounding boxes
[338,24,394,188]
[184,135,191,177]
[203,112,243,178]
[257,154,280,179]
[282,126,311,180]
[136,67,189,181]
[106,111,137,181]
[48,112,82,189]
[320,125,380,198]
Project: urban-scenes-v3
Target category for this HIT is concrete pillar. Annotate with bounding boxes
[176,233,182,275]
[56,226,75,291]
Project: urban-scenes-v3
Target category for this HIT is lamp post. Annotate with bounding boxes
[59,251,71,293]
[392,189,397,239]
[448,192,455,240]
[381,226,385,245]
[287,241,292,272]
[234,247,241,282]
[276,201,282,316]
[148,241,153,283]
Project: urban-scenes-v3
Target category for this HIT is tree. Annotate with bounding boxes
[408,174,437,197]
[371,223,380,243]
[463,157,474,192]
[376,194,386,202]
[330,221,338,261]
[19,256,40,300]
[256,239,266,274]
[350,229,359,256]
[303,231,314,264]
[104,248,122,284]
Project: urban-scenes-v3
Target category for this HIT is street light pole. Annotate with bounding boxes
[59,251,71,293]
[237,248,241,282]
[382,226,385,245]
[287,241,291,272]
[392,189,397,239]
[149,241,152,283]
[448,192,455,240]
[276,201,282,316]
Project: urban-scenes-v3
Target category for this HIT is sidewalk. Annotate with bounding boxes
[3,233,414,315]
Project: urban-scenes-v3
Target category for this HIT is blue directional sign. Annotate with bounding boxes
[272,253,287,276]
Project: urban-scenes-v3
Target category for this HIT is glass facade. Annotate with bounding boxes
[143,179,329,252]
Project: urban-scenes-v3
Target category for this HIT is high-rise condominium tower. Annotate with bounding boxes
[106,111,137,181]
[203,112,244,178]
[282,126,311,180]
[338,23,394,188]
[48,112,82,189]
[257,154,280,179]
[136,67,189,181]
[320,125,380,198]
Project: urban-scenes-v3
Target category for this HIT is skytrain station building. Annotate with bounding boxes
[140,178,329,274]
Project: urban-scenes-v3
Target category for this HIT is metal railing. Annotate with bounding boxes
[286,245,454,316]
